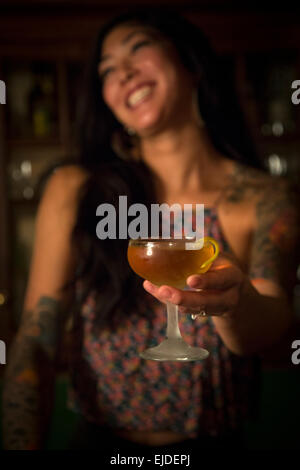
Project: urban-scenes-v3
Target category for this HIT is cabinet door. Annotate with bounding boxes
[0,72,13,361]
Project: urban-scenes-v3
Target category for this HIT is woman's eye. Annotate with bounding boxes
[131,40,151,53]
[100,67,114,81]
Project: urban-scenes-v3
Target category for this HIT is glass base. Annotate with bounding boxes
[139,337,209,361]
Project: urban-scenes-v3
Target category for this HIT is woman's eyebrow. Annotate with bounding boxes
[99,30,151,64]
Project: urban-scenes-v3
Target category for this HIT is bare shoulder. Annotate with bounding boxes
[231,162,300,294]
[41,164,90,211]
[23,165,90,310]
[224,161,296,206]
[43,164,89,198]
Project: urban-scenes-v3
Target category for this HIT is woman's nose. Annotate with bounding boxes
[118,62,137,84]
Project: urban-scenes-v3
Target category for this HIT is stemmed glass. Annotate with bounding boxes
[127,237,219,361]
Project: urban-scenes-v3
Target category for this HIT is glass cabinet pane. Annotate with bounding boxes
[7,145,66,201]
[67,61,84,147]
[5,60,59,140]
[245,51,298,137]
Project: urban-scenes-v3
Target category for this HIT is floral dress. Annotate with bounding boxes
[67,207,260,438]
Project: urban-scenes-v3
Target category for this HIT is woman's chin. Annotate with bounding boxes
[137,127,160,138]
[133,109,169,137]
[136,119,170,138]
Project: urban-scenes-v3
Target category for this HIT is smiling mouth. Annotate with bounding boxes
[127,85,154,108]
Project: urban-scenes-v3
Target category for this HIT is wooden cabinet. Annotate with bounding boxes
[0,57,82,335]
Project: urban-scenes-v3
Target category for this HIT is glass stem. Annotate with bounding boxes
[166,302,182,340]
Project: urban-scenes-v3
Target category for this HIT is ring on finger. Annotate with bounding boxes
[191,307,207,320]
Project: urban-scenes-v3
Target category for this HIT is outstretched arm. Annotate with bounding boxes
[143,178,299,356]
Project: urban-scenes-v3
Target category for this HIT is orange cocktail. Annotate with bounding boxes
[128,237,218,289]
[127,237,219,362]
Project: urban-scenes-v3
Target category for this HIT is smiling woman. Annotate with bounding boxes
[98,25,193,136]
[2,7,299,453]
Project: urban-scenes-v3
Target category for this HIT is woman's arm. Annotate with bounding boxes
[143,179,299,356]
[2,165,88,450]
[2,298,63,450]
[211,178,298,355]
[196,258,293,356]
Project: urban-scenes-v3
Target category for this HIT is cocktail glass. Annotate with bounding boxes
[127,237,219,361]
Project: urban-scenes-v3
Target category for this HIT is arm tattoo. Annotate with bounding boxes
[223,163,299,293]
[250,181,299,292]
[223,162,265,203]
[20,296,62,360]
[2,296,62,450]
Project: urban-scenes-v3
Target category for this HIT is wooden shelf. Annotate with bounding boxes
[9,197,39,205]
[253,134,300,145]
[7,138,62,148]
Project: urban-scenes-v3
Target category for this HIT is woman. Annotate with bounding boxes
[2,8,298,453]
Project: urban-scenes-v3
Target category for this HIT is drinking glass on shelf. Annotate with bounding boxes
[127,237,219,361]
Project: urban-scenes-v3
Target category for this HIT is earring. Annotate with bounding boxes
[125,126,136,136]
[192,88,205,128]
[111,127,141,162]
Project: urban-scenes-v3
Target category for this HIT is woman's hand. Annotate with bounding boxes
[143,254,248,319]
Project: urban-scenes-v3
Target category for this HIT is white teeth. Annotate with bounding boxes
[128,86,152,107]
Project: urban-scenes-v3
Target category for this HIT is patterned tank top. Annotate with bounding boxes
[67,207,260,438]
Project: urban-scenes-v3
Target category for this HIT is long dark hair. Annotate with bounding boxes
[70,7,262,330]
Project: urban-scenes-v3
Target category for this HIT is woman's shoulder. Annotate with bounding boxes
[224,160,295,205]
[41,164,90,208]
[46,163,90,190]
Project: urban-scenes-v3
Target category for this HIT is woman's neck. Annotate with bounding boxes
[139,124,229,201]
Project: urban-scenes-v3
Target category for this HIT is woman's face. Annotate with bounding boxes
[98,24,195,136]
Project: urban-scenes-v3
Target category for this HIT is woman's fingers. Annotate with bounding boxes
[143,253,245,316]
[187,254,244,290]
[143,281,240,316]
[143,281,176,302]
[177,286,240,316]
[187,264,243,290]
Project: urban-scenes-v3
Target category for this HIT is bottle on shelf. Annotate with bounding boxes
[28,71,55,138]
